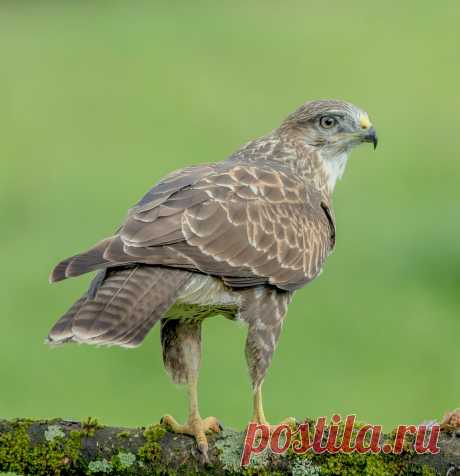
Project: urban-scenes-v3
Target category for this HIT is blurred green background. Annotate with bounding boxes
[1,1,459,432]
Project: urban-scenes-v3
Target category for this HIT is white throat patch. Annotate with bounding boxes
[322,152,349,192]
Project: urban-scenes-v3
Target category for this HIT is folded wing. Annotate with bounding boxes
[51,161,335,292]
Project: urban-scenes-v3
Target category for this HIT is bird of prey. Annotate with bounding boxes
[48,99,377,460]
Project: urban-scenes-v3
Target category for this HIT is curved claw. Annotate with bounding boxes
[197,440,209,464]
[159,414,222,463]
[249,416,298,431]
[280,417,297,429]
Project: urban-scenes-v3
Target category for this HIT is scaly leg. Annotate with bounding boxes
[241,287,296,428]
[252,382,268,424]
[161,374,221,460]
[160,319,221,461]
[251,382,296,428]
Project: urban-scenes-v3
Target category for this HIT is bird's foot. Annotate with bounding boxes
[440,409,460,431]
[160,414,222,463]
[250,416,297,431]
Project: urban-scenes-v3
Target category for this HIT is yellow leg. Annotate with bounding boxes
[251,383,296,428]
[252,384,269,424]
[161,376,222,462]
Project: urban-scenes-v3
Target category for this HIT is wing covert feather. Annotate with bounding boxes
[52,161,335,291]
[118,163,335,291]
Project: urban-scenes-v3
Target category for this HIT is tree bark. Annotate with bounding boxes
[0,417,460,475]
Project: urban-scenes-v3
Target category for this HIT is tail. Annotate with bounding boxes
[47,266,191,348]
[49,235,135,283]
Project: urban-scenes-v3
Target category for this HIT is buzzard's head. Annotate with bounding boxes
[282,99,377,154]
[280,99,377,191]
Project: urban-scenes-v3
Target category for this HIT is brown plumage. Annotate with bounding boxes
[48,99,377,460]
[50,163,333,291]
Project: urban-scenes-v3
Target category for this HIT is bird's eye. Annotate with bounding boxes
[319,115,337,129]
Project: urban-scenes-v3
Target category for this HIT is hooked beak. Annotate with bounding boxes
[362,127,378,150]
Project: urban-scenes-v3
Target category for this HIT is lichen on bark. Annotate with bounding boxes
[0,418,459,475]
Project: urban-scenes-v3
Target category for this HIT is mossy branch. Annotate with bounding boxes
[1,418,460,475]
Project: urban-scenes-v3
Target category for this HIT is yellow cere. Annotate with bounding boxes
[359,114,372,130]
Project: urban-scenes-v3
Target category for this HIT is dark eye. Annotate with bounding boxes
[319,115,337,129]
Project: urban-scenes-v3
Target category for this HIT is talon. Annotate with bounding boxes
[272,417,297,431]
[282,417,297,428]
[160,415,173,428]
[197,442,209,463]
[249,416,297,430]
[196,430,210,463]
[441,409,460,431]
[201,416,222,434]
[159,414,220,460]
[197,439,208,452]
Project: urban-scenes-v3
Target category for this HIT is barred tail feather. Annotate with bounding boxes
[45,294,88,345]
[46,266,191,348]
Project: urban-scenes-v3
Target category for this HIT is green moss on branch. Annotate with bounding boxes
[0,418,459,475]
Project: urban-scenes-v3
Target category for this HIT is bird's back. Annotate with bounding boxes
[48,132,336,348]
